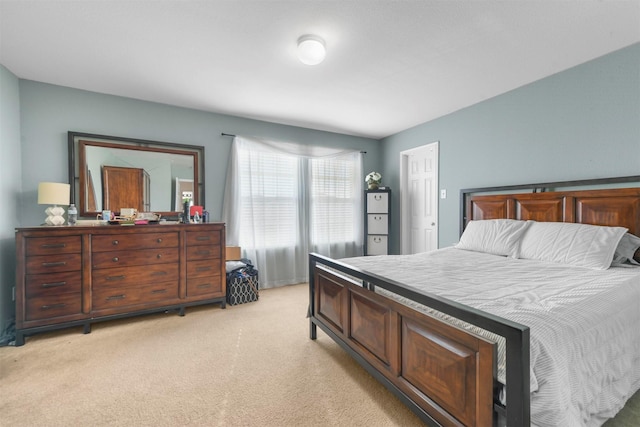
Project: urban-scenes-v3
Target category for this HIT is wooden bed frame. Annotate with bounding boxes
[308,176,640,427]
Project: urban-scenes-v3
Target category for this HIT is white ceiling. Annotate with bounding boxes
[1,1,639,139]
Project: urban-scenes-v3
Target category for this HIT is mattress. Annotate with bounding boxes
[340,247,640,427]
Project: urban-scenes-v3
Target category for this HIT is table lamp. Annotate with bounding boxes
[38,182,70,226]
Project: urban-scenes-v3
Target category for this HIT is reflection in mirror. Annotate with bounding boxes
[68,132,205,218]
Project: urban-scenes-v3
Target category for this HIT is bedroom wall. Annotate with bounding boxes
[17,81,380,228]
[0,65,23,342]
[381,43,640,252]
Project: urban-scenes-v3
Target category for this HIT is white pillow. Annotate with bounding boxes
[456,219,530,257]
[519,221,628,270]
[612,233,640,266]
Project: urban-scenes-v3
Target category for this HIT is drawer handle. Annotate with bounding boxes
[196,236,210,241]
[197,283,212,289]
[42,261,66,267]
[374,195,382,201]
[106,294,126,301]
[157,238,163,243]
[42,281,66,288]
[196,266,212,272]
[374,237,382,243]
[151,289,167,294]
[151,271,168,276]
[112,257,119,262]
[41,243,66,249]
[106,275,126,281]
[196,250,210,256]
[156,254,162,259]
[375,216,382,221]
[112,240,119,246]
[41,303,66,310]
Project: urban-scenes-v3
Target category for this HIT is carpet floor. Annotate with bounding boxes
[1,283,638,426]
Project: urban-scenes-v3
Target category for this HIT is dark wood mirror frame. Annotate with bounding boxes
[68,131,205,218]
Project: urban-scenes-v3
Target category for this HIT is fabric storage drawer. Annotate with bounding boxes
[367,235,388,255]
[367,214,388,235]
[366,192,389,213]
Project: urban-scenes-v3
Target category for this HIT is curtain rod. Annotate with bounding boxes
[221,132,366,153]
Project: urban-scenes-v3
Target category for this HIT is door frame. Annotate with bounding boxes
[399,141,439,255]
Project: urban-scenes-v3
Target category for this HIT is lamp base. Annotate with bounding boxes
[44,205,66,226]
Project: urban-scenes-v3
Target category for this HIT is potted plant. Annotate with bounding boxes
[365,171,382,190]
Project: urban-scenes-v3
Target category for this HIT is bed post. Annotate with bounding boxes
[308,254,317,340]
[505,325,530,425]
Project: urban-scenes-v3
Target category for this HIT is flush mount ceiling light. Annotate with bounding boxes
[297,35,326,65]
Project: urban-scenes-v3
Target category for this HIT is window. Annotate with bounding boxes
[223,136,363,287]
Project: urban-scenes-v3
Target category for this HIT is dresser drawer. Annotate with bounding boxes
[92,248,179,269]
[187,245,221,261]
[26,271,82,298]
[26,236,81,256]
[187,259,222,279]
[187,276,223,297]
[92,264,179,287]
[26,254,82,274]
[26,293,82,321]
[92,232,178,252]
[92,281,179,311]
[186,230,221,246]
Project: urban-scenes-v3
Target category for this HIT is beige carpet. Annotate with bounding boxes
[0,283,638,426]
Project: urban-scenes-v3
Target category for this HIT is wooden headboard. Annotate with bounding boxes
[461,176,640,236]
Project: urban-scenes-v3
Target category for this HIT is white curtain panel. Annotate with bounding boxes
[222,136,363,288]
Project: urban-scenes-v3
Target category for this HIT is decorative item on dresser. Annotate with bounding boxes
[15,223,226,346]
[364,189,391,255]
[37,182,70,226]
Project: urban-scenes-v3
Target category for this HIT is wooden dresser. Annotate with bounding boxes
[15,223,226,345]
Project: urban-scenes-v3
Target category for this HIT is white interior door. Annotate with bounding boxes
[400,142,438,254]
[174,178,194,210]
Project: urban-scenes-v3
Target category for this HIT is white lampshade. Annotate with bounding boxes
[297,35,326,65]
[38,182,70,226]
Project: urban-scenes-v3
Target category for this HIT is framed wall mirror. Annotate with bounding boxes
[68,131,205,218]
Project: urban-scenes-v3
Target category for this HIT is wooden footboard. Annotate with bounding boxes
[309,253,530,427]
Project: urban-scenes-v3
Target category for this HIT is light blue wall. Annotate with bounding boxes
[381,43,640,252]
[18,81,380,227]
[0,65,22,341]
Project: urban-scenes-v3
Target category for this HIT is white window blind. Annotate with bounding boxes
[310,157,359,245]
[238,149,299,248]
